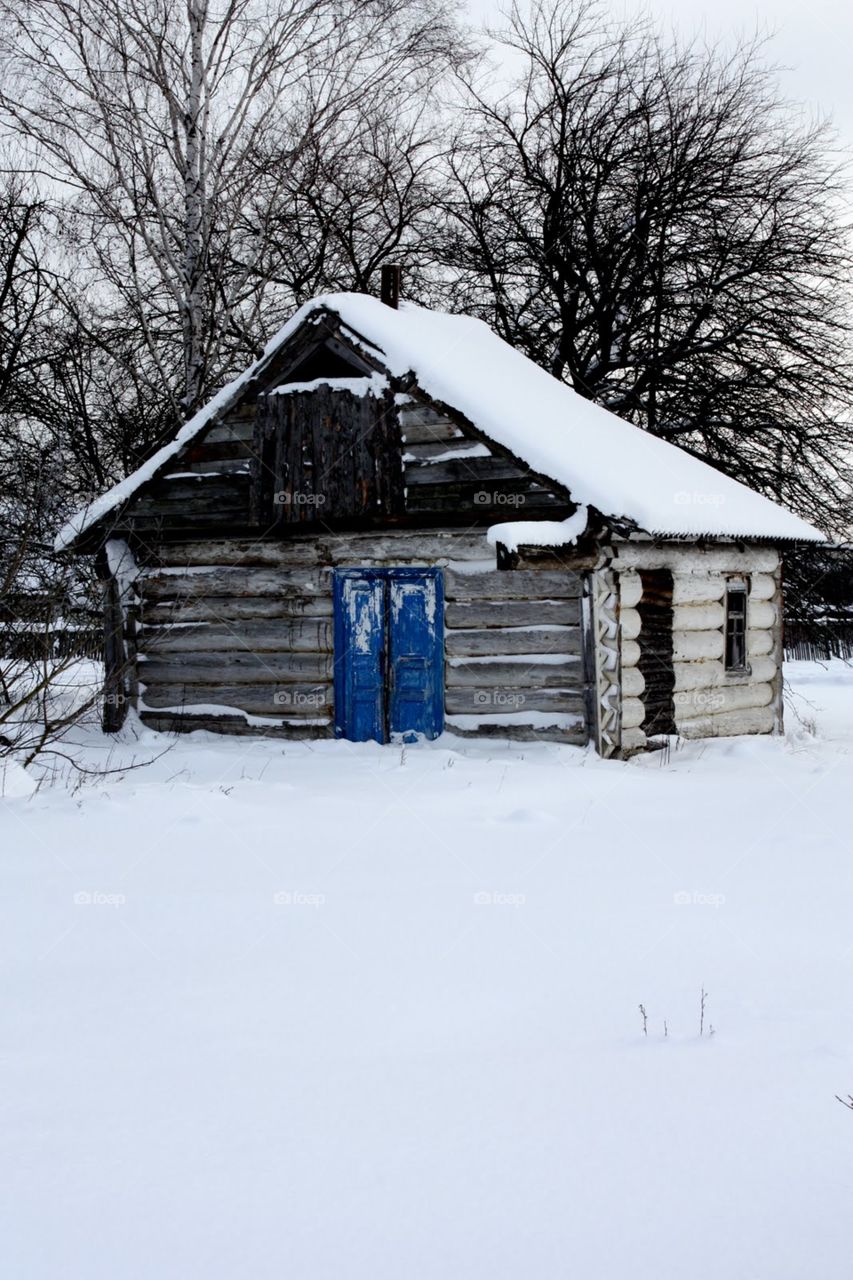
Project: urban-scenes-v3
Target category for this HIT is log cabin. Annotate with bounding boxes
[56,276,824,756]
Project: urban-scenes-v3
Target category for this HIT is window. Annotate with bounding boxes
[724,579,749,672]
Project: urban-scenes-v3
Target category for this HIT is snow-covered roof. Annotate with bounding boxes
[56,292,824,550]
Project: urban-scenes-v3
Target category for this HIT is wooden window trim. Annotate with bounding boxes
[724,577,750,675]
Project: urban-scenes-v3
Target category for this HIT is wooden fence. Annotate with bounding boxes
[0,621,103,662]
[784,621,853,662]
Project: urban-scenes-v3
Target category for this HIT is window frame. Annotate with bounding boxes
[724,577,750,674]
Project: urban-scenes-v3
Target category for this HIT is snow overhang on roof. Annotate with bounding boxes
[55,292,825,552]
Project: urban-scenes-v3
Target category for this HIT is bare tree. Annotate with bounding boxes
[437,0,853,533]
[0,0,468,424]
[0,181,104,766]
[242,106,446,304]
[0,180,50,419]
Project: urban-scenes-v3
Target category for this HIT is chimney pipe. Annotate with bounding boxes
[380,264,401,309]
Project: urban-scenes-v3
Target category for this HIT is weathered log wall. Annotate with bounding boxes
[399,403,570,521]
[120,407,256,537]
[442,567,586,743]
[133,531,590,744]
[612,544,783,750]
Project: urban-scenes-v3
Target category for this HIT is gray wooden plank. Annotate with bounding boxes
[445,722,586,744]
[404,457,531,487]
[149,531,490,569]
[398,408,461,445]
[406,489,567,516]
[445,660,585,688]
[141,650,332,684]
[445,687,586,714]
[151,540,322,568]
[141,566,329,599]
[444,626,581,657]
[202,420,255,444]
[161,457,253,476]
[444,569,583,601]
[403,439,490,463]
[141,682,332,716]
[139,712,332,739]
[139,619,333,654]
[142,596,333,624]
[445,600,580,629]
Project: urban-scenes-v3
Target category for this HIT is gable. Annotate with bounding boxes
[60,312,576,546]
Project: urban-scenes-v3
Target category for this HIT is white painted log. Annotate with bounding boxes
[621,639,641,668]
[744,655,777,685]
[619,572,643,608]
[612,545,779,574]
[672,575,726,605]
[677,706,775,739]
[747,600,776,629]
[672,602,725,631]
[673,629,724,662]
[621,697,645,729]
[620,727,647,753]
[672,572,778,606]
[674,681,772,721]
[748,630,774,657]
[749,573,777,601]
[622,667,645,697]
[673,656,776,692]
[620,607,641,640]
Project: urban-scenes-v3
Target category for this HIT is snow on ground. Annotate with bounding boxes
[2,661,852,1279]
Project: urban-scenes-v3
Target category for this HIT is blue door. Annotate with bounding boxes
[334,573,385,742]
[334,569,443,742]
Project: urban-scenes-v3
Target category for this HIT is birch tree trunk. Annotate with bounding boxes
[183,0,208,414]
[0,0,466,421]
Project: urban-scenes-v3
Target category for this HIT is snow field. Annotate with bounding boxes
[1,660,852,1278]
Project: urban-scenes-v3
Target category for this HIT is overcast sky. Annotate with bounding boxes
[469,0,853,147]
